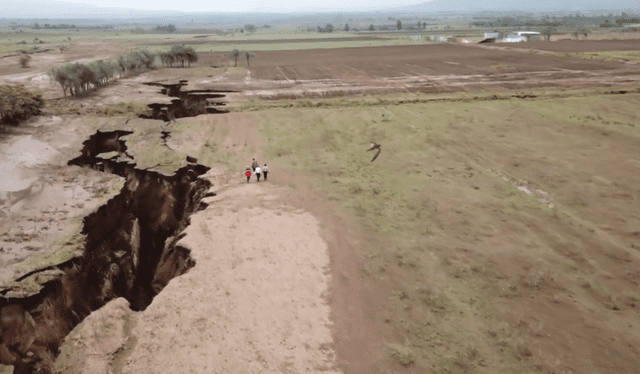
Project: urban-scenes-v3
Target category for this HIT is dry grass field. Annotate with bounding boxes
[253,89,640,373]
[2,31,640,374]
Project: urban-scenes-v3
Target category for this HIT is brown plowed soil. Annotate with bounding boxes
[196,44,640,100]
[498,38,640,52]
[200,44,627,82]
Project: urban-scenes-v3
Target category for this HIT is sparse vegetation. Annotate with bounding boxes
[0,85,44,126]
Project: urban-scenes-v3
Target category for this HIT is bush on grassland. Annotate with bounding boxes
[0,85,44,126]
[158,45,198,68]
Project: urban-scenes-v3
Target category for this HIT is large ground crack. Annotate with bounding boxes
[141,80,235,121]
[0,130,212,374]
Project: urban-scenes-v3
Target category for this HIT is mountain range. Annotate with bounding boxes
[1,0,639,19]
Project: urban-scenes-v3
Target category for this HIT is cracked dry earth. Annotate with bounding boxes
[54,168,341,374]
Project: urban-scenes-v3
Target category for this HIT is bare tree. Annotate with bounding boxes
[397,20,402,30]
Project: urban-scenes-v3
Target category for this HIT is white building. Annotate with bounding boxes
[503,31,541,42]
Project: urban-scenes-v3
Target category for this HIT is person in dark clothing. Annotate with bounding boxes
[251,158,259,171]
[262,163,269,181]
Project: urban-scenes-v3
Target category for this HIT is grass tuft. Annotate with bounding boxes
[388,343,416,367]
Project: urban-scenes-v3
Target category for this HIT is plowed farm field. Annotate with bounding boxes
[499,38,640,52]
[199,43,628,81]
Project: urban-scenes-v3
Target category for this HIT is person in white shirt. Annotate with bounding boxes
[262,163,269,181]
[255,166,261,182]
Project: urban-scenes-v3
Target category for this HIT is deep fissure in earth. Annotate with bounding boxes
[141,81,234,121]
[1,129,212,374]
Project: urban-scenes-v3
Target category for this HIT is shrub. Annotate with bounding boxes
[19,54,31,68]
[0,85,44,125]
[388,343,415,367]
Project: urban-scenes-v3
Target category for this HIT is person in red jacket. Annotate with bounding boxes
[244,166,252,183]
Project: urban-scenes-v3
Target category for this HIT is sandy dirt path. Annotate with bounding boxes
[54,167,342,374]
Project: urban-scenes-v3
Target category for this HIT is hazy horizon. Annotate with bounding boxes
[2,0,639,19]
[5,0,428,14]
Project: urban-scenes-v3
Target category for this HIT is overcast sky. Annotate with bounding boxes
[54,0,423,12]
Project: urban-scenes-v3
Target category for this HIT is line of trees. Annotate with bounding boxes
[32,23,76,29]
[0,85,44,126]
[317,23,334,33]
[473,12,640,28]
[152,24,177,33]
[49,50,155,97]
[158,45,198,68]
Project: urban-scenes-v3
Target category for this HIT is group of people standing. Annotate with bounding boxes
[245,158,269,183]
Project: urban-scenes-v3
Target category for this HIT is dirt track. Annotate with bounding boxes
[48,112,343,374]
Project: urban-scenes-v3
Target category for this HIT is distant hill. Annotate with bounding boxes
[387,0,640,13]
[1,0,178,19]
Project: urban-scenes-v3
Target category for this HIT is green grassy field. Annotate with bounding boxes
[0,29,428,56]
[141,37,426,53]
[252,89,640,372]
